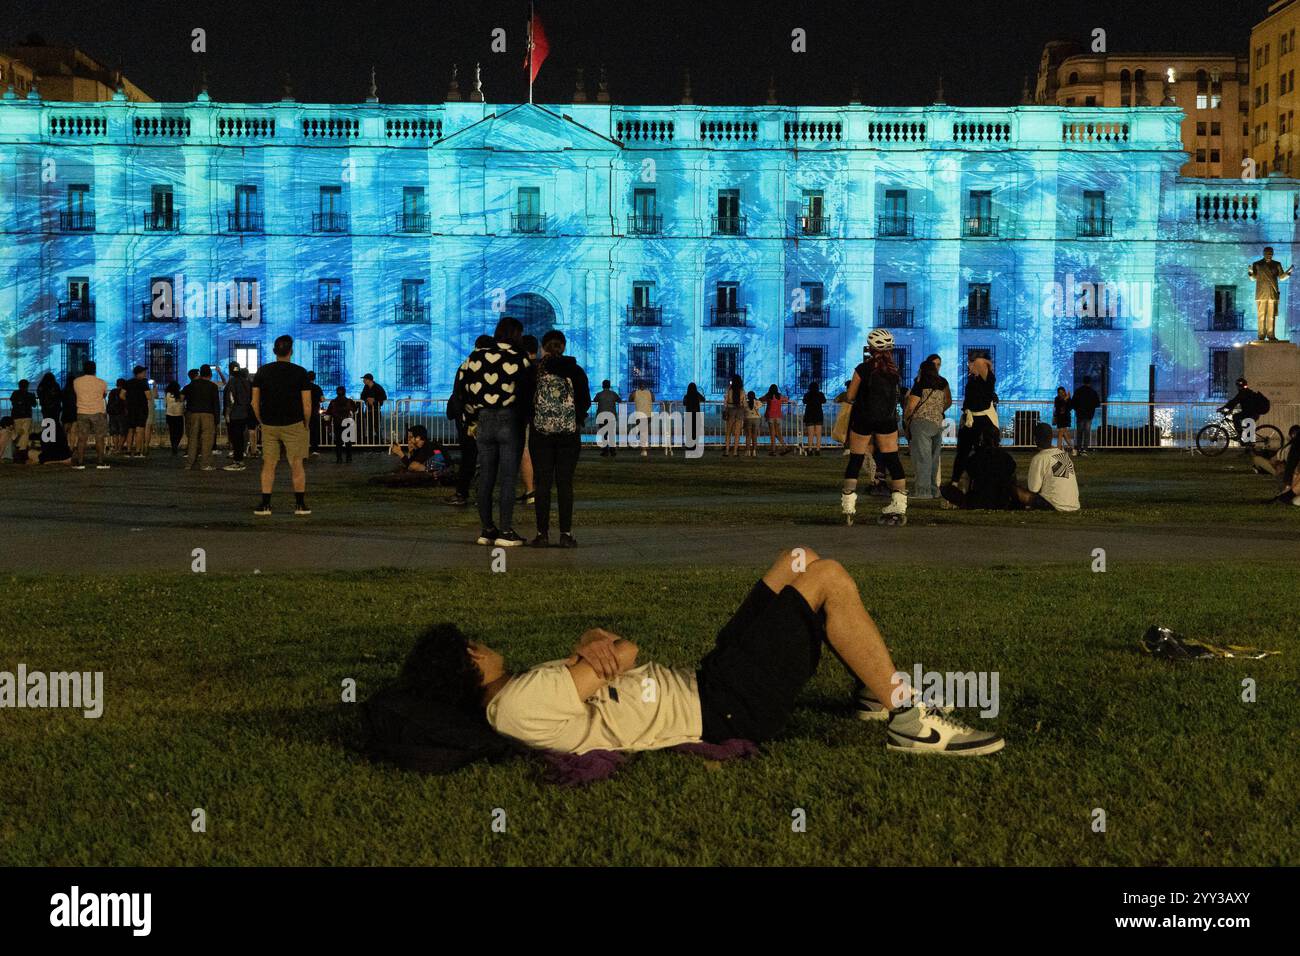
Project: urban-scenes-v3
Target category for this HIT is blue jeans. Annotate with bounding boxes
[475,408,522,531]
[909,418,943,498]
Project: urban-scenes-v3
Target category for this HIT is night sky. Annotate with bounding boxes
[7,0,1267,106]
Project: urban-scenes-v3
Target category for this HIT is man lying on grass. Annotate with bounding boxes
[410,547,1003,757]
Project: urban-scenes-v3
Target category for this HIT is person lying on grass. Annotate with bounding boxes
[410,547,1004,757]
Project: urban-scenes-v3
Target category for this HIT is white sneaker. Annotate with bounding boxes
[882,490,908,516]
[886,704,1004,756]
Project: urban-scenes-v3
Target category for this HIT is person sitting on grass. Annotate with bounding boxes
[941,425,1018,510]
[0,416,13,462]
[1012,423,1080,512]
[407,547,1004,758]
[390,424,435,472]
[1264,425,1300,506]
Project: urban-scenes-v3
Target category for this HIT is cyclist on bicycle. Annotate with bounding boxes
[1218,377,1270,440]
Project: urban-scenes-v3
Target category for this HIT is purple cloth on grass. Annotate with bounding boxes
[539,738,758,787]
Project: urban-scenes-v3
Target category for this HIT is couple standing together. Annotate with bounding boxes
[453,316,591,548]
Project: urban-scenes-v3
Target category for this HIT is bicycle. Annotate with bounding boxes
[1195,411,1284,457]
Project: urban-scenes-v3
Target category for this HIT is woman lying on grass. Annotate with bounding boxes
[402,547,1004,758]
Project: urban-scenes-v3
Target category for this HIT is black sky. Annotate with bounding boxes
[7,0,1267,106]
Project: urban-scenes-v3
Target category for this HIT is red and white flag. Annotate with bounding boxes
[525,5,549,98]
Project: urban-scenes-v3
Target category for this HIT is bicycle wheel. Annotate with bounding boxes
[1253,424,1285,456]
[1196,424,1229,456]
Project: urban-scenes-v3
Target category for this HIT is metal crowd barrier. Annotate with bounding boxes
[0,395,1296,452]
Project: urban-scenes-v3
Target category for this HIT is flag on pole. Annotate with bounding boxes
[525,4,549,100]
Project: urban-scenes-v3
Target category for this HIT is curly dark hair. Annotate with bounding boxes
[397,623,484,713]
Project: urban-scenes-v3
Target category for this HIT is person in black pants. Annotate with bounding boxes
[527,330,590,548]
[444,335,491,506]
[949,356,997,487]
[1072,376,1101,456]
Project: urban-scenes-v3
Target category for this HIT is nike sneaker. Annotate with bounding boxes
[886,704,1004,756]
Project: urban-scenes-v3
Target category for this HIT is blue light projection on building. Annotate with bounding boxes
[1,85,1296,402]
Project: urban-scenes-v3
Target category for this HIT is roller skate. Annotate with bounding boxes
[878,490,908,527]
[841,490,859,526]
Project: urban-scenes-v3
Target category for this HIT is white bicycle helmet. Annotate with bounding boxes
[866,328,896,352]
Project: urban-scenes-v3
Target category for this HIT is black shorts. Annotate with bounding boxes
[803,411,824,426]
[849,405,897,437]
[696,581,825,743]
[126,406,149,428]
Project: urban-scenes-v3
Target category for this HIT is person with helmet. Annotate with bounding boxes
[841,329,908,525]
[1218,377,1270,441]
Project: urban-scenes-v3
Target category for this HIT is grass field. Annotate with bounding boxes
[2,561,1296,866]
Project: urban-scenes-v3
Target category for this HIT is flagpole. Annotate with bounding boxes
[527,1,534,104]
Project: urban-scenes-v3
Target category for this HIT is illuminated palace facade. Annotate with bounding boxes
[1,87,1297,402]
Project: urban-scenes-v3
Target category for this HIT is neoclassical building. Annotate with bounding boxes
[0,85,1296,403]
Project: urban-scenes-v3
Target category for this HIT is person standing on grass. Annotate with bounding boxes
[528,330,590,548]
[223,363,254,472]
[325,386,359,464]
[252,335,313,517]
[801,381,827,456]
[307,371,325,458]
[1052,386,1074,457]
[444,334,492,505]
[761,384,792,456]
[454,316,533,547]
[902,360,950,500]
[593,378,621,458]
[35,372,70,463]
[632,381,654,457]
[743,390,762,457]
[107,378,129,456]
[949,355,997,487]
[722,375,745,457]
[360,373,387,447]
[123,366,153,458]
[8,379,35,464]
[517,335,540,503]
[71,361,111,470]
[182,365,220,471]
[410,546,1002,758]
[682,382,705,454]
[841,329,908,524]
[163,381,185,455]
[1071,376,1100,457]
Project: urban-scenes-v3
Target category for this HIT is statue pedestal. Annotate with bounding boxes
[1229,341,1300,428]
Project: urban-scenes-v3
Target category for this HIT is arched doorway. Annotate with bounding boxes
[505,292,556,341]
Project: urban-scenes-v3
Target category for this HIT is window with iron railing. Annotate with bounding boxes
[514,187,544,232]
[314,188,348,233]
[143,185,178,231]
[714,189,744,235]
[630,188,661,234]
[228,185,263,232]
[796,346,826,390]
[399,187,429,232]
[963,191,997,236]
[61,184,94,231]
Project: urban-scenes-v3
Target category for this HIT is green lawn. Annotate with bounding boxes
[2,562,1296,866]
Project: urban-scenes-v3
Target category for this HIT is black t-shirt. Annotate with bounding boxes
[123,377,150,411]
[803,390,826,415]
[252,361,311,426]
[9,389,36,418]
[967,447,1017,509]
[407,443,433,466]
[181,379,220,415]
